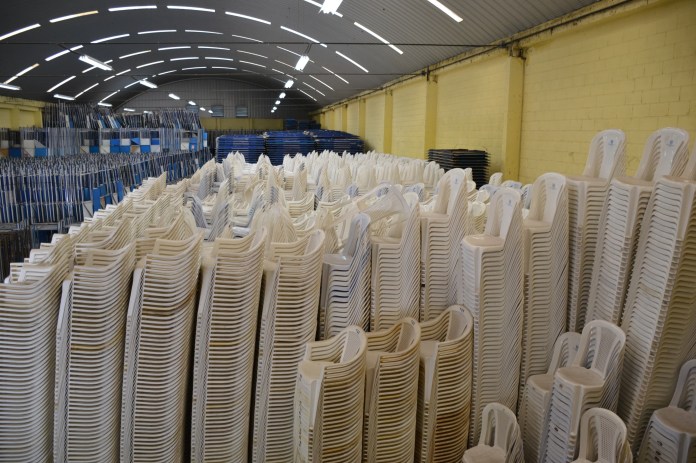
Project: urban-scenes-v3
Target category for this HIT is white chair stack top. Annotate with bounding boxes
[319,213,372,339]
[190,230,267,463]
[586,127,690,326]
[618,168,696,452]
[462,402,524,463]
[520,173,569,399]
[572,408,633,463]
[361,187,421,331]
[54,243,136,463]
[120,233,202,463]
[415,305,474,463]
[0,239,71,463]
[541,320,626,463]
[252,230,326,463]
[519,331,581,463]
[420,168,473,321]
[566,129,626,332]
[459,188,524,444]
[293,326,367,463]
[638,359,696,463]
[363,318,421,463]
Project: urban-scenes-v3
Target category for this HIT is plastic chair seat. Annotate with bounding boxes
[462,445,506,463]
[653,407,696,434]
[556,366,604,388]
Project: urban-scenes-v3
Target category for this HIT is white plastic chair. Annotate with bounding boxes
[462,402,524,463]
[572,408,633,463]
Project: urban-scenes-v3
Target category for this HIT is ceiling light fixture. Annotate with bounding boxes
[205,57,234,61]
[320,0,343,14]
[273,106,277,110]
[91,33,130,44]
[159,46,191,51]
[188,100,196,105]
[139,79,157,88]
[79,55,113,71]
[322,65,349,84]
[98,102,112,107]
[275,100,281,105]
[0,24,41,42]
[5,63,40,84]
[295,55,310,71]
[74,83,99,98]
[303,0,343,16]
[171,57,198,61]
[109,5,157,12]
[116,68,131,75]
[280,26,326,47]
[231,34,263,43]
[200,107,205,111]
[279,92,286,98]
[138,29,176,34]
[199,46,230,51]
[309,74,334,90]
[225,11,271,24]
[50,10,99,23]
[299,89,317,101]
[119,51,151,60]
[0,83,21,91]
[46,75,76,92]
[285,79,294,88]
[211,66,236,70]
[237,50,268,59]
[167,5,215,12]
[208,109,213,113]
[102,90,119,100]
[335,51,369,72]
[185,29,222,35]
[104,76,115,81]
[137,60,164,68]
[238,60,265,68]
[54,94,75,101]
[46,45,84,62]
[354,22,403,54]
[182,66,206,70]
[425,0,463,22]
[123,108,135,111]
[168,93,180,100]
[158,70,176,75]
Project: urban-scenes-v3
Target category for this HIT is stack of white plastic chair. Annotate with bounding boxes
[585,127,690,326]
[361,187,421,330]
[565,129,626,332]
[0,238,71,462]
[489,172,503,186]
[293,326,367,463]
[541,320,626,463]
[120,233,202,463]
[420,168,473,321]
[520,173,569,399]
[190,230,266,463]
[618,156,696,452]
[54,243,136,463]
[189,195,209,229]
[519,331,581,463]
[319,213,372,339]
[73,218,134,265]
[459,188,524,444]
[462,402,524,463]
[415,305,474,463]
[470,195,488,235]
[572,408,633,463]
[423,161,444,192]
[363,318,421,462]
[355,161,377,194]
[252,230,326,462]
[638,359,696,463]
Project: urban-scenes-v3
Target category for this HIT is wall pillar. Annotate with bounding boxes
[501,55,524,181]
[423,76,438,158]
[341,104,348,132]
[383,91,393,153]
[358,99,366,139]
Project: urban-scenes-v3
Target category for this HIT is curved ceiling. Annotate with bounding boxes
[0,0,596,110]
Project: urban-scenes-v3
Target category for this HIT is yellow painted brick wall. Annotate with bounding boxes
[520,0,696,183]
[334,107,343,131]
[364,93,386,151]
[435,54,508,172]
[346,102,360,135]
[324,109,336,131]
[392,80,427,158]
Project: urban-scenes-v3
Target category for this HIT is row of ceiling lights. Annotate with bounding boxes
[0,0,464,99]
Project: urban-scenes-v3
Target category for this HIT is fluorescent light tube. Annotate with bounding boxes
[199,46,230,50]
[275,100,281,105]
[159,46,190,51]
[109,5,157,11]
[185,30,222,34]
[354,22,403,54]
[237,50,268,59]
[54,94,75,101]
[309,74,333,90]
[168,93,180,100]
[208,110,213,113]
[136,60,164,68]
[279,92,286,98]
[47,76,76,92]
[98,102,112,107]
[225,11,271,24]
[188,100,196,105]
[299,89,317,101]
[158,70,176,75]
[167,5,215,12]
[182,66,206,70]
[0,83,21,90]
[425,0,463,22]
[335,51,368,72]
[295,55,310,71]
[138,29,176,34]
[74,83,99,98]
[285,79,294,88]
[273,106,277,110]
[231,34,262,43]
[123,108,135,111]
[91,34,129,44]
[50,11,99,23]
[139,79,157,88]
[238,60,265,68]
[0,24,40,42]
[205,57,234,61]
[46,45,84,62]
[320,0,342,14]
[80,55,114,70]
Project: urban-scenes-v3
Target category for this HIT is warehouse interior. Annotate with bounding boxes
[0,0,695,462]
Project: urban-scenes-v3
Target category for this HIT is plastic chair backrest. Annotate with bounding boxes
[479,403,518,453]
[669,358,696,411]
[489,172,503,186]
[528,173,566,223]
[548,332,582,374]
[576,408,627,462]
[634,127,690,181]
[445,306,473,342]
[340,326,367,362]
[681,145,696,182]
[574,320,625,379]
[485,188,522,240]
[582,129,627,180]
[396,318,421,351]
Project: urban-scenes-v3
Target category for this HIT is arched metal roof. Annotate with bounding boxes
[0,0,597,109]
